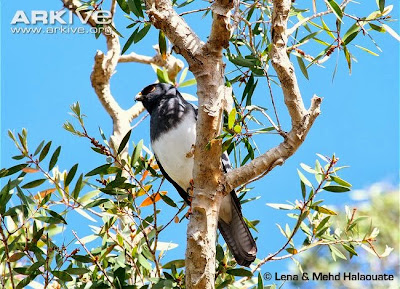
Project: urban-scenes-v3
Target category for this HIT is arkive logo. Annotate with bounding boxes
[10,9,112,25]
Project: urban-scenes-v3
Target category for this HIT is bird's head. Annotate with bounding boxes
[135,83,177,114]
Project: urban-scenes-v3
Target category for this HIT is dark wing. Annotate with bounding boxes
[155,155,191,204]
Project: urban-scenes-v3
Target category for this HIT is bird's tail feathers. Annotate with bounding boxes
[218,192,257,267]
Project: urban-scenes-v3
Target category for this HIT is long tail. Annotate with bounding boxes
[218,192,257,267]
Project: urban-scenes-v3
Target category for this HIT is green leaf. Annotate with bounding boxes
[122,28,138,54]
[326,0,343,22]
[297,169,313,188]
[35,216,64,224]
[342,23,359,45]
[134,0,144,17]
[160,193,177,208]
[301,180,306,199]
[320,17,335,39]
[316,216,331,232]
[354,45,379,56]
[369,23,385,33]
[85,164,112,177]
[330,176,351,187]
[257,272,264,289]
[329,245,347,260]
[216,244,224,262]
[65,164,78,187]
[285,247,298,254]
[323,185,350,192]
[233,125,242,134]
[128,0,143,18]
[73,174,84,199]
[343,45,352,74]
[134,23,151,43]
[313,206,337,215]
[137,253,152,271]
[33,140,45,156]
[131,140,143,166]
[163,259,185,269]
[299,31,321,44]
[379,0,385,12]
[296,56,309,79]
[342,243,358,256]
[226,268,253,277]
[39,141,52,162]
[66,267,90,275]
[118,129,132,154]
[22,179,46,189]
[228,108,237,129]
[3,164,27,177]
[117,0,130,14]
[71,255,93,263]
[85,198,110,208]
[179,67,189,84]
[159,30,167,60]
[46,209,67,224]
[49,146,61,171]
[179,78,197,88]
[52,270,73,282]
[229,55,256,67]
[16,277,35,289]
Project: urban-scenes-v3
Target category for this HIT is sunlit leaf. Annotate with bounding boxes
[140,192,166,207]
[267,203,294,210]
[382,24,400,42]
[325,0,343,22]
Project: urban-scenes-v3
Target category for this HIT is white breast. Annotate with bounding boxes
[151,112,196,191]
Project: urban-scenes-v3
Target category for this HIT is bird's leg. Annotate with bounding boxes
[185,179,195,218]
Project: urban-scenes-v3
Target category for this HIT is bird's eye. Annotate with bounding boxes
[142,86,156,95]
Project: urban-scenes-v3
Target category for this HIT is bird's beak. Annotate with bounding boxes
[135,92,143,101]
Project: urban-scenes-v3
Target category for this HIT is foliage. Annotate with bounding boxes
[0,104,393,288]
[286,186,399,289]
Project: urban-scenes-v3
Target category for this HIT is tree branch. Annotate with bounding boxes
[206,0,235,52]
[119,46,184,81]
[225,0,322,192]
[145,0,204,67]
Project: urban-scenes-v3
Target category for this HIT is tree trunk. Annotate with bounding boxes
[185,55,227,289]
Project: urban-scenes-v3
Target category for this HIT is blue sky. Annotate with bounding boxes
[1,0,399,285]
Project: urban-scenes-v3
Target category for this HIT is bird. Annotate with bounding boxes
[135,83,257,266]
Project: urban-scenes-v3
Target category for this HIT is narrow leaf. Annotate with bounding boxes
[323,185,351,192]
[22,179,46,189]
[326,0,343,22]
[118,129,132,154]
[48,146,61,171]
[65,164,78,187]
[39,141,52,162]
[296,56,309,79]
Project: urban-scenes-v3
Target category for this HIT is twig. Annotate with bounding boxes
[179,7,210,16]
[72,231,116,288]
[0,222,15,288]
